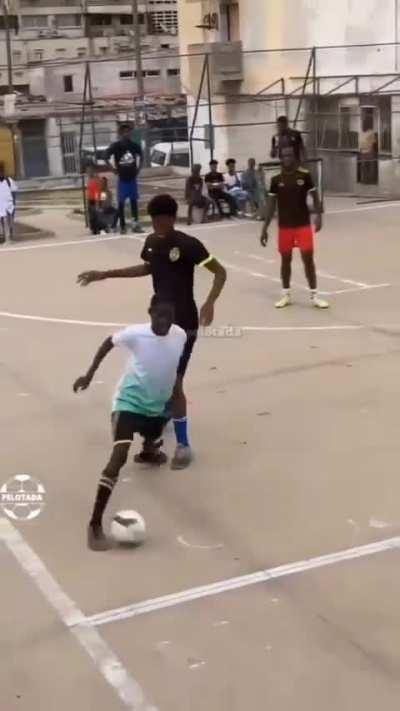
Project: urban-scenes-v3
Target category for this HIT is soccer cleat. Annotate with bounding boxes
[275,294,291,309]
[134,439,168,466]
[311,295,329,309]
[119,227,127,235]
[87,524,110,551]
[134,450,168,465]
[170,444,193,470]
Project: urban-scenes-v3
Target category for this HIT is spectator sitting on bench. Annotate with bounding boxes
[241,158,259,214]
[185,164,211,225]
[224,158,249,215]
[205,159,237,218]
[98,177,119,232]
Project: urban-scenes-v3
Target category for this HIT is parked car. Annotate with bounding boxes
[150,141,190,172]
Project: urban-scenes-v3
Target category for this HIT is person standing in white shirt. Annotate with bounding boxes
[73,295,187,551]
[0,162,16,243]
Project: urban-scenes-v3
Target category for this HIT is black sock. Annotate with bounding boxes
[89,475,116,528]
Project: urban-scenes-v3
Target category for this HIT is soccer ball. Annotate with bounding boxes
[111,510,146,545]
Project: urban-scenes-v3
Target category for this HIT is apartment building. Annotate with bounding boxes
[0,0,181,177]
[178,0,400,194]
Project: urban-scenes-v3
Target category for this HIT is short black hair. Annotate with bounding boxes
[119,122,132,132]
[277,115,288,124]
[209,159,218,166]
[149,294,175,312]
[147,193,178,218]
[226,158,236,166]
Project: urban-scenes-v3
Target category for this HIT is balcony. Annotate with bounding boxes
[86,1,145,11]
[187,41,243,93]
[20,0,81,6]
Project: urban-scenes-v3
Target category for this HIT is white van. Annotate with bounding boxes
[150,141,190,172]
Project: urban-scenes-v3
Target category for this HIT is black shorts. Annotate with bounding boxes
[111,411,164,443]
[177,332,197,378]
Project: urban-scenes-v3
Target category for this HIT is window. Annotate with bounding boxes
[167,68,180,76]
[119,70,134,79]
[99,47,108,55]
[33,50,44,61]
[13,51,22,64]
[56,49,66,55]
[0,15,18,31]
[160,43,170,49]
[170,152,190,168]
[77,48,87,58]
[120,15,133,25]
[151,149,166,166]
[21,15,48,29]
[145,69,160,77]
[90,14,112,26]
[63,75,74,93]
[148,10,178,34]
[55,14,81,28]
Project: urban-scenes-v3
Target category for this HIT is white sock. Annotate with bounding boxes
[310,289,317,299]
[283,288,290,295]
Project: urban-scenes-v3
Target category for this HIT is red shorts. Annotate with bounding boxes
[278,225,314,254]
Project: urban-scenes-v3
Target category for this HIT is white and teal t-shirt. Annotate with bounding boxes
[112,323,187,416]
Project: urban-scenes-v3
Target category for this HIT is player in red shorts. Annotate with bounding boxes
[260,145,328,309]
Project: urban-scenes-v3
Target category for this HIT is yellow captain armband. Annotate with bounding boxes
[298,167,310,173]
[199,255,214,268]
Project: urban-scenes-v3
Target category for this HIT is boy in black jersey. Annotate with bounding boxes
[78,194,227,470]
[260,146,328,309]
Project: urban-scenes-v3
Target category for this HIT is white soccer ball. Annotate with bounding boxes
[111,510,146,545]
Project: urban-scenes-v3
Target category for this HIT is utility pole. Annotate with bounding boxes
[132,0,149,165]
[3,0,14,92]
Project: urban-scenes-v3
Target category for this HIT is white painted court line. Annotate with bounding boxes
[234,250,390,291]
[0,310,367,332]
[0,518,158,711]
[326,202,400,215]
[0,234,131,253]
[83,536,400,627]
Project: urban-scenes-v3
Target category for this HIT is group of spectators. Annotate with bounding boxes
[185,157,267,225]
[184,116,307,226]
[86,115,308,232]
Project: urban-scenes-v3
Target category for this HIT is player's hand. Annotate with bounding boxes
[314,214,322,233]
[200,301,214,327]
[260,225,269,247]
[73,375,92,393]
[77,270,103,286]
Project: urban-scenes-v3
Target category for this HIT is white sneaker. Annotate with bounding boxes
[275,293,291,309]
[311,295,329,309]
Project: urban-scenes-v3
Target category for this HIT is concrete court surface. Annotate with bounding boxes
[1,197,400,710]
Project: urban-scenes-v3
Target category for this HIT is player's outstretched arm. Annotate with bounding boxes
[199,258,227,326]
[73,336,114,392]
[77,263,151,286]
[260,195,277,247]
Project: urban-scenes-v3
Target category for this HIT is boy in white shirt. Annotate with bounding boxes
[224,158,249,215]
[73,295,186,551]
[0,162,16,243]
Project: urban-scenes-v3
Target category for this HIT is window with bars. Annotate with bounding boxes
[148,10,178,34]
[55,14,81,28]
[21,15,48,29]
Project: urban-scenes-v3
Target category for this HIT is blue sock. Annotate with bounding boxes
[173,417,189,447]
